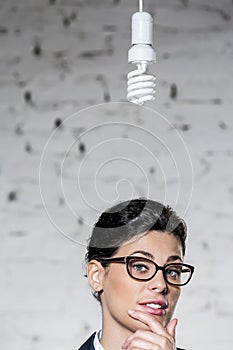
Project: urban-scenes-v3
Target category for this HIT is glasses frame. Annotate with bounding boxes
[99,256,195,286]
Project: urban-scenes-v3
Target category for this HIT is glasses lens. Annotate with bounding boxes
[165,264,192,285]
[128,257,155,280]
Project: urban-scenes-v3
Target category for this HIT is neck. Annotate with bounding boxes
[100,329,132,350]
[99,317,133,350]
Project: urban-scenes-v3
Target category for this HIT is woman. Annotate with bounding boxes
[79,198,194,350]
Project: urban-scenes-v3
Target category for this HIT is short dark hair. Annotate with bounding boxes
[85,198,187,300]
[86,198,187,259]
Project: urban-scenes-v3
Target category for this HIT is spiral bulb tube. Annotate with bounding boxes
[127,62,156,105]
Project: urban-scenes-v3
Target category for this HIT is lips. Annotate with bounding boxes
[139,299,168,316]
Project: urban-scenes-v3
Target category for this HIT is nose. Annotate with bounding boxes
[147,270,168,294]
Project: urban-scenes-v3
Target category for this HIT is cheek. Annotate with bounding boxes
[163,288,180,326]
[103,267,131,300]
[169,288,181,310]
[103,267,141,309]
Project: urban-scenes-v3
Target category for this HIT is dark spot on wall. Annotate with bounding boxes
[96,74,103,82]
[24,90,32,103]
[78,217,83,225]
[149,167,155,174]
[14,27,21,35]
[58,197,65,206]
[200,157,211,174]
[15,124,23,135]
[222,13,231,21]
[79,49,106,58]
[105,34,114,55]
[205,150,214,157]
[15,79,27,88]
[103,25,117,32]
[32,42,43,57]
[79,142,86,154]
[9,230,26,237]
[63,17,71,27]
[54,118,63,129]
[70,11,77,22]
[87,99,96,106]
[0,26,8,35]
[180,123,190,131]
[25,142,32,153]
[162,52,170,59]
[32,335,40,342]
[8,191,17,202]
[202,241,210,250]
[170,83,177,99]
[180,0,189,7]
[203,5,231,22]
[218,121,228,130]
[213,98,222,105]
[62,10,77,27]
[52,103,59,110]
[48,0,56,5]
[104,92,111,102]
[55,58,70,73]
[83,323,90,331]
[96,74,111,102]
[53,50,67,59]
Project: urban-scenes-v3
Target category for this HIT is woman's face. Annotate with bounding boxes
[99,230,183,335]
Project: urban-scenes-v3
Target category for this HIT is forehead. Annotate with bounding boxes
[118,230,182,258]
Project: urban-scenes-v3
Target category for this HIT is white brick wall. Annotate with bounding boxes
[1,1,233,349]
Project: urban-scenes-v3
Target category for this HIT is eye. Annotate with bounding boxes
[131,262,150,274]
[166,267,181,280]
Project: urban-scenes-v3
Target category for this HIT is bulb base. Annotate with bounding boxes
[128,44,156,63]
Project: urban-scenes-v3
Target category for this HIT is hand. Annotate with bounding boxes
[121,309,178,350]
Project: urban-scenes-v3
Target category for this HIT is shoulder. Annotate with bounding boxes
[78,332,96,350]
[177,348,186,350]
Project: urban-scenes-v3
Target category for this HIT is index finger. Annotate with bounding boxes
[128,309,173,339]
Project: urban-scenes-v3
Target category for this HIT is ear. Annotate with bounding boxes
[86,260,105,293]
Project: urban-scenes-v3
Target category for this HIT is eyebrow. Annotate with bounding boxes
[130,250,183,262]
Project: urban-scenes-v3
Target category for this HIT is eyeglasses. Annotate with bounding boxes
[99,256,194,286]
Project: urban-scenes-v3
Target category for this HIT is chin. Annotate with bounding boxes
[131,316,164,331]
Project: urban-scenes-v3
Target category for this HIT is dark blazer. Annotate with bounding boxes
[78,333,95,350]
[78,332,186,350]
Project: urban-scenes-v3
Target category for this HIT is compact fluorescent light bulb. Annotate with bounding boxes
[127,1,156,105]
